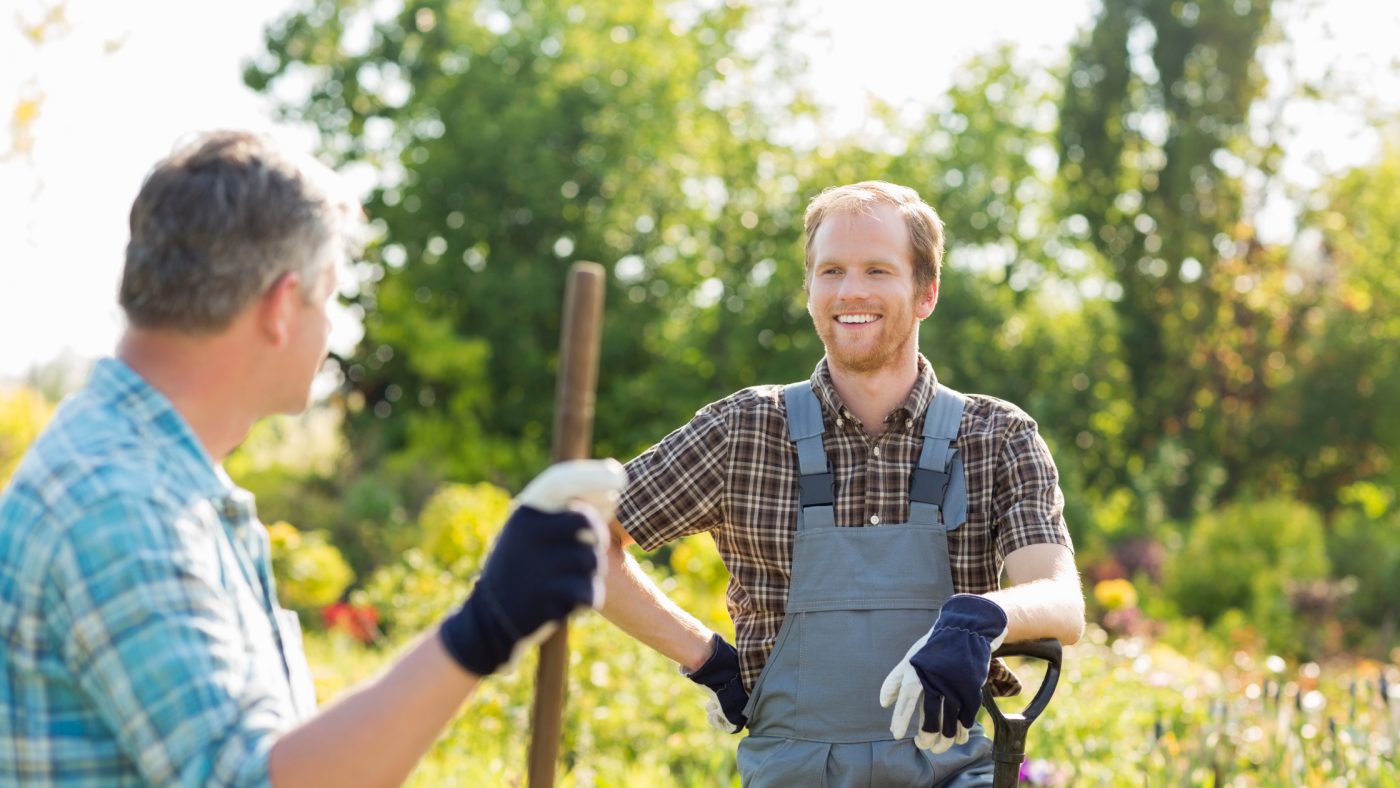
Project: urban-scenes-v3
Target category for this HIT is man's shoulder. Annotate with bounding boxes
[958,391,1041,436]
[693,384,793,429]
[710,384,788,413]
[3,390,170,523]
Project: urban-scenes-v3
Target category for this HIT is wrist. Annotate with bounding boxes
[680,632,720,675]
[938,594,1009,643]
[438,594,511,677]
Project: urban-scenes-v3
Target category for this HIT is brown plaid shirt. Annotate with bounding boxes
[618,355,1072,696]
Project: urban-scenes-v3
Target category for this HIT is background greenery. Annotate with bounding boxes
[4,0,1398,781]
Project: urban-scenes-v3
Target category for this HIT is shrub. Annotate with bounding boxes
[359,481,513,637]
[1163,498,1330,654]
[1326,483,1400,650]
[0,387,53,487]
[267,521,355,614]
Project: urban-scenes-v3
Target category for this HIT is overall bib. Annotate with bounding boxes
[736,382,994,787]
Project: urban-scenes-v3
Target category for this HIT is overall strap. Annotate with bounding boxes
[784,382,836,530]
[909,385,969,528]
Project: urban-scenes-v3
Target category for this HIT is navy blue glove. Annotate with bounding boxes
[881,594,1007,751]
[684,634,750,733]
[439,505,603,676]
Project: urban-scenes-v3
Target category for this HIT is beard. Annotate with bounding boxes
[812,307,919,375]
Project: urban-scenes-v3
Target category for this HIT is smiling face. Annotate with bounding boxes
[806,204,938,375]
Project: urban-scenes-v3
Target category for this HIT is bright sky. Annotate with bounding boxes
[1,0,1396,381]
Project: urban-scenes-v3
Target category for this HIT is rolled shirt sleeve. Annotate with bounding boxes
[991,412,1073,563]
[617,404,731,552]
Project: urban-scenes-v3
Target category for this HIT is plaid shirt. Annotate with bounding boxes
[619,356,1072,696]
[0,359,302,785]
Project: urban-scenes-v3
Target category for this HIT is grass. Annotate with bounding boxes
[304,621,1398,786]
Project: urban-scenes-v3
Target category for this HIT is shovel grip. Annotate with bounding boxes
[982,638,1062,788]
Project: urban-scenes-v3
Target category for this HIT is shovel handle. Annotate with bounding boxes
[983,638,1062,788]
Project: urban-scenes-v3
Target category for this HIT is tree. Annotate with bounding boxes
[1058,0,1275,516]
[249,0,811,489]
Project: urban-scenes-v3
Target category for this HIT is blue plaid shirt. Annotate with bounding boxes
[0,359,309,785]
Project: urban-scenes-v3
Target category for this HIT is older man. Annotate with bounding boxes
[0,131,624,786]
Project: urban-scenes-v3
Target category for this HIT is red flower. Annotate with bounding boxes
[322,602,380,644]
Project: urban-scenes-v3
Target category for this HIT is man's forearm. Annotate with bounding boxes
[987,543,1085,645]
[599,534,715,672]
[268,633,478,788]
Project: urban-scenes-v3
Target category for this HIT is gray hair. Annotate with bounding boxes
[120,130,356,332]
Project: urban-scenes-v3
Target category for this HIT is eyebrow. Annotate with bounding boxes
[815,258,898,267]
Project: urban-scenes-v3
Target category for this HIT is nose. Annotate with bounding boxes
[837,270,872,301]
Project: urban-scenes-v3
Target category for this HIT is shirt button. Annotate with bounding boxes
[905,418,913,429]
[836,418,843,428]
[870,514,881,525]
[872,446,881,458]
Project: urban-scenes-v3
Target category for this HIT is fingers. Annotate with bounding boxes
[955,724,971,747]
[517,458,627,521]
[879,663,902,708]
[941,700,961,738]
[886,670,919,739]
[704,694,740,733]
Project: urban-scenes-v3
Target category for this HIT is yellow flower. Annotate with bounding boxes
[1094,577,1139,611]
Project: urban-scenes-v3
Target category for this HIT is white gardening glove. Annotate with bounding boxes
[880,629,968,753]
[515,458,627,613]
[880,595,1008,752]
[517,457,627,524]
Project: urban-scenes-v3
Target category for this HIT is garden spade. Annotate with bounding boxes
[527,262,607,788]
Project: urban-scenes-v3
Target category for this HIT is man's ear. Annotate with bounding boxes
[915,280,938,320]
[258,272,302,347]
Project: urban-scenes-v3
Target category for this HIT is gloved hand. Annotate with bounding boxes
[880,594,1008,753]
[683,633,750,733]
[438,459,626,676]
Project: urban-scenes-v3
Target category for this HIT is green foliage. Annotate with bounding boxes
[236,0,1400,671]
[301,618,1400,784]
[267,520,355,612]
[1298,145,1400,498]
[1058,0,1277,517]
[248,0,816,487]
[0,387,52,488]
[1163,498,1329,652]
[417,481,513,568]
[1327,484,1400,642]
[337,484,745,784]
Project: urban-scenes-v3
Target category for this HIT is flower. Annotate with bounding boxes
[323,601,381,644]
[1094,577,1139,611]
[1019,758,1068,785]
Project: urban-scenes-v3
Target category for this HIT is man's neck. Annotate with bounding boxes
[117,329,260,462]
[826,353,921,436]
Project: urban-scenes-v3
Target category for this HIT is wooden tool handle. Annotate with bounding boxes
[527,262,607,788]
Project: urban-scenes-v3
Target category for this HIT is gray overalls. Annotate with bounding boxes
[736,382,995,787]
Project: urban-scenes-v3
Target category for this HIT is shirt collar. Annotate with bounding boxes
[87,358,231,501]
[808,354,939,430]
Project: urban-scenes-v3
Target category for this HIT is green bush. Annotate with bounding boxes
[357,481,513,637]
[1327,483,1400,648]
[267,521,355,614]
[1163,498,1330,654]
[418,482,513,571]
[0,387,53,488]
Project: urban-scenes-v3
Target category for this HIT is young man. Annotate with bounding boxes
[600,182,1084,785]
[0,131,625,786]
